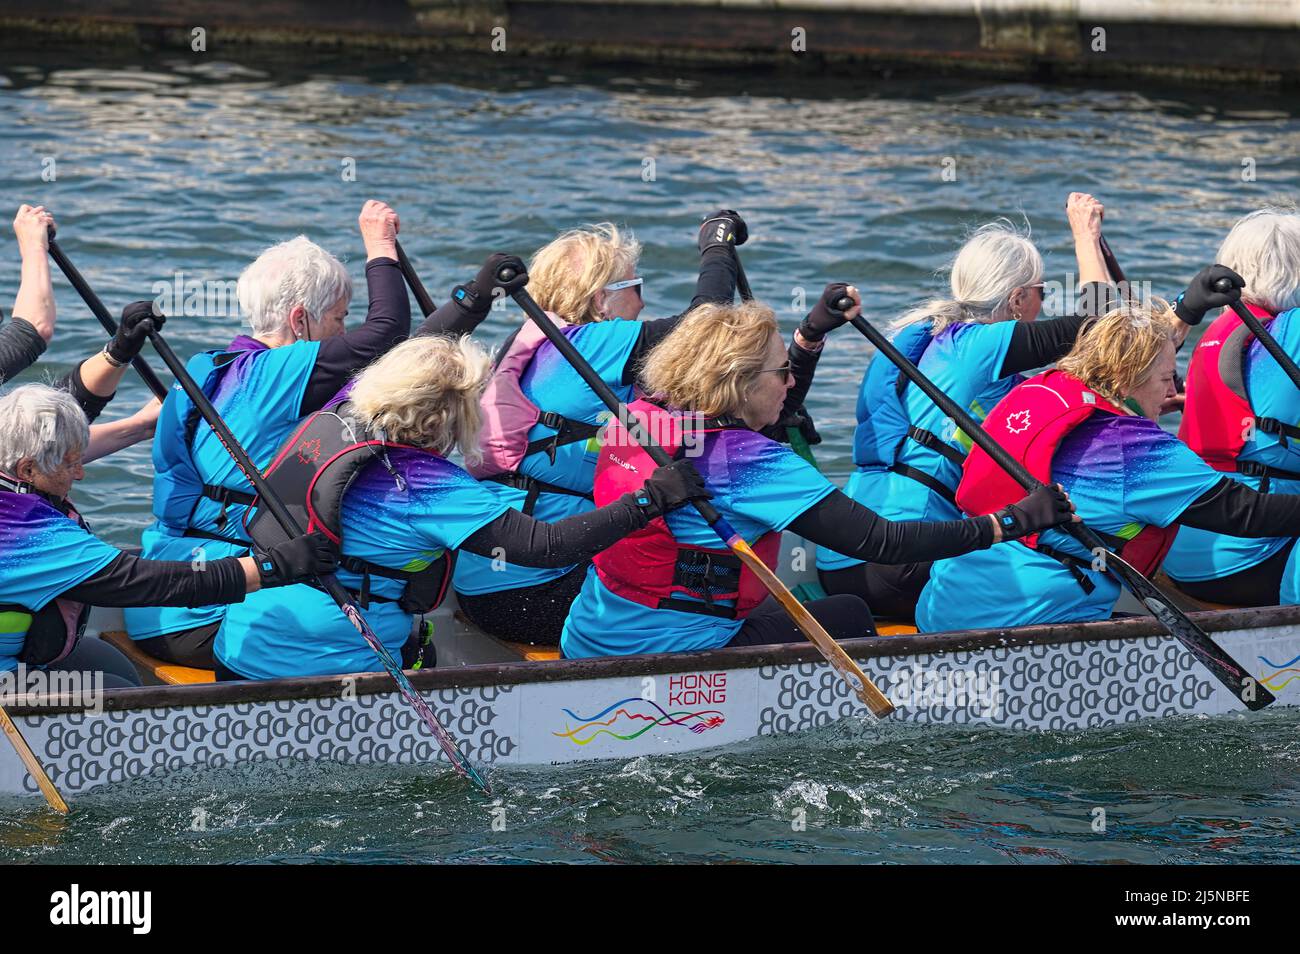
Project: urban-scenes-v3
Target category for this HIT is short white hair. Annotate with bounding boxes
[893,219,1043,335]
[237,235,353,337]
[1217,207,1300,314]
[0,384,89,476]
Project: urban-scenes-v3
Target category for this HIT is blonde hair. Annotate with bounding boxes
[1056,299,1177,407]
[528,223,642,324]
[640,301,779,416]
[893,220,1043,336]
[346,335,491,464]
[1216,205,1300,314]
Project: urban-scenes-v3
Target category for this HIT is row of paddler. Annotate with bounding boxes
[0,197,1293,694]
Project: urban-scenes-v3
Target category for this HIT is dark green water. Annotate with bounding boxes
[1,45,1298,863]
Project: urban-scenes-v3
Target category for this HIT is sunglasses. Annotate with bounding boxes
[603,277,644,301]
[758,362,793,379]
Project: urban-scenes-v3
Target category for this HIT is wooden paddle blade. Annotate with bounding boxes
[728,538,895,718]
[0,706,68,813]
[1101,549,1276,711]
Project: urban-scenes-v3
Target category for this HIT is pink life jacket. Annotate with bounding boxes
[956,370,1178,579]
[466,313,604,509]
[591,398,780,619]
[244,400,454,612]
[1177,304,1300,490]
[0,471,89,666]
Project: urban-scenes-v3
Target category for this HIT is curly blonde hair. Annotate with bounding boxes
[528,223,641,324]
[346,335,491,464]
[1056,299,1177,407]
[640,300,779,416]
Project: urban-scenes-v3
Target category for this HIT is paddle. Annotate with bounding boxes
[730,248,818,465]
[394,239,437,319]
[1213,278,1300,393]
[45,230,169,401]
[0,703,68,813]
[841,297,1274,711]
[499,263,894,718]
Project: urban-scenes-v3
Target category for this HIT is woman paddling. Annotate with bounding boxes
[816,195,1117,620]
[1164,207,1300,605]
[0,384,336,688]
[419,213,762,647]
[4,206,162,449]
[212,334,708,681]
[124,200,411,669]
[559,297,1076,659]
[916,289,1300,632]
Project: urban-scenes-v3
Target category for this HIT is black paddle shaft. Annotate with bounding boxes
[843,303,1273,709]
[1213,278,1300,393]
[500,266,726,528]
[46,236,169,401]
[733,250,753,302]
[394,239,437,319]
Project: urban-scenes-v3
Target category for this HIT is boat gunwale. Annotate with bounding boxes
[6,603,1297,718]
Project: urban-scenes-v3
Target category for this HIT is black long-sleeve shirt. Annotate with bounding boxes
[0,317,47,383]
[61,552,247,607]
[459,493,649,564]
[300,257,410,414]
[789,488,994,565]
[1180,477,1300,536]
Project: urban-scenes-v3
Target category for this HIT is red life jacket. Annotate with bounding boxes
[0,471,89,666]
[465,312,603,513]
[591,399,780,619]
[956,370,1178,580]
[245,400,454,612]
[1177,304,1300,490]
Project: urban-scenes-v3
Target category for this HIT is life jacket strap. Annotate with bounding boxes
[1235,458,1300,495]
[654,549,743,619]
[1035,543,1098,596]
[889,462,959,506]
[525,411,603,465]
[1253,416,1300,443]
[906,425,966,466]
[182,527,252,548]
[487,472,593,516]
[201,483,257,533]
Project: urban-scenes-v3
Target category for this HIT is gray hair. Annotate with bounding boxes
[0,384,90,476]
[1217,206,1300,315]
[237,235,353,337]
[893,219,1044,336]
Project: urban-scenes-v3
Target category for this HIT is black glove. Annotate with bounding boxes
[698,210,748,254]
[450,253,528,317]
[797,283,852,343]
[253,531,339,588]
[630,459,713,520]
[992,483,1075,541]
[108,301,166,364]
[1174,264,1244,326]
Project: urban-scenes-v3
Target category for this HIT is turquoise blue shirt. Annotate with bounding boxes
[453,318,641,596]
[215,448,510,680]
[0,492,118,672]
[818,319,1019,572]
[125,338,320,640]
[916,415,1222,632]
[561,428,836,657]
[1165,307,1300,583]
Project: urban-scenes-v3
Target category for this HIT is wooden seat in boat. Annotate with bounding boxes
[100,630,216,685]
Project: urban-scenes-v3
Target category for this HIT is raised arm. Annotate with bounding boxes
[301,200,411,412]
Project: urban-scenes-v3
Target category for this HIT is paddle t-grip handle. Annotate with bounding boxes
[1212,277,1234,294]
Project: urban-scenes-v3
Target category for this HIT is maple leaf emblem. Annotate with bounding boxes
[1005,409,1031,435]
[296,438,322,466]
